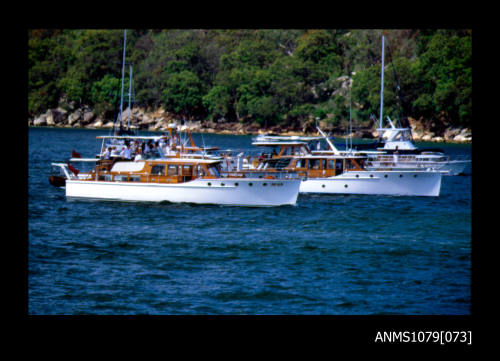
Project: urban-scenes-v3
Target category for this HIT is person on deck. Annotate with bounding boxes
[111,146,120,157]
[120,144,132,160]
[102,147,112,160]
[134,148,143,161]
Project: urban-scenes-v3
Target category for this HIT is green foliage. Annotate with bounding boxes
[161,70,203,116]
[202,85,231,120]
[28,29,472,130]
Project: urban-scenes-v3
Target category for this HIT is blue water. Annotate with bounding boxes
[28,127,471,315]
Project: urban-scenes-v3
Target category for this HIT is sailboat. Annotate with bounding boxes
[349,35,471,175]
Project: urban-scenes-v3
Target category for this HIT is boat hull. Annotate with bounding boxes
[439,160,470,176]
[299,170,442,196]
[49,175,66,187]
[365,160,470,176]
[65,178,300,206]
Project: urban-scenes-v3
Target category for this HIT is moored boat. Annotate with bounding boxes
[346,34,471,176]
[224,135,442,197]
[53,156,301,206]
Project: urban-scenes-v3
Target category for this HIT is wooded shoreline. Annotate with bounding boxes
[30,105,472,143]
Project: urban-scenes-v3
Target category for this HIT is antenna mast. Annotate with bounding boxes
[119,29,127,129]
[128,63,132,130]
[379,34,385,130]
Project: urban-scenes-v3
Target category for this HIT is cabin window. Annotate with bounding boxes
[151,164,165,176]
[115,175,128,182]
[129,175,140,182]
[321,159,326,169]
[207,164,221,177]
[182,165,193,176]
[104,174,113,181]
[167,165,178,176]
[296,159,303,168]
[336,160,343,172]
[265,158,291,169]
[196,165,206,177]
[327,160,335,169]
[308,159,320,169]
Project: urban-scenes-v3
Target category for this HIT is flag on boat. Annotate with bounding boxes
[72,150,82,158]
[67,162,79,176]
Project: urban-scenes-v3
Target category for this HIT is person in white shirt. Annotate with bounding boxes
[111,146,120,157]
[134,148,143,161]
[102,147,112,160]
[120,144,132,160]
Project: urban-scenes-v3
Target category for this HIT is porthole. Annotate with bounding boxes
[221,183,225,186]
[263,183,267,186]
[414,174,417,178]
[399,174,403,178]
[207,182,212,186]
[384,174,388,178]
[355,174,359,178]
[322,184,325,188]
[248,183,253,187]
[234,182,239,186]
[370,174,374,178]
[344,184,348,188]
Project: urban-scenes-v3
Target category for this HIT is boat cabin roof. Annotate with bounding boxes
[174,145,219,151]
[252,141,309,147]
[255,135,322,141]
[147,158,221,164]
[96,135,168,140]
[294,154,365,160]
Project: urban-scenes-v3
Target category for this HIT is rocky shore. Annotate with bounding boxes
[29,105,472,143]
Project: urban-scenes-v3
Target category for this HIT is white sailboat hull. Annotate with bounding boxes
[299,170,442,196]
[65,178,300,206]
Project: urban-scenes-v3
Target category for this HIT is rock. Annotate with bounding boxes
[421,133,434,141]
[444,127,460,141]
[139,114,155,125]
[459,128,472,137]
[411,131,423,141]
[92,120,103,128]
[33,114,47,126]
[102,121,115,128]
[432,136,444,142]
[67,101,77,111]
[453,134,472,142]
[56,107,68,115]
[68,109,82,125]
[46,110,56,126]
[82,111,95,125]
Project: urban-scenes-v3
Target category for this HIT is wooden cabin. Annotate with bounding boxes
[87,158,237,184]
[253,140,366,178]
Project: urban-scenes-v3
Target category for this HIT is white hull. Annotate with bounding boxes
[299,170,442,196]
[65,178,300,206]
[365,160,470,176]
[439,160,470,176]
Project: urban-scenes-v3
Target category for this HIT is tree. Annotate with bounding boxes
[161,70,203,116]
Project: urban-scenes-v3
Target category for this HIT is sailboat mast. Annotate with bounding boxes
[119,29,127,128]
[379,34,385,130]
[128,64,132,130]
[349,94,352,150]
